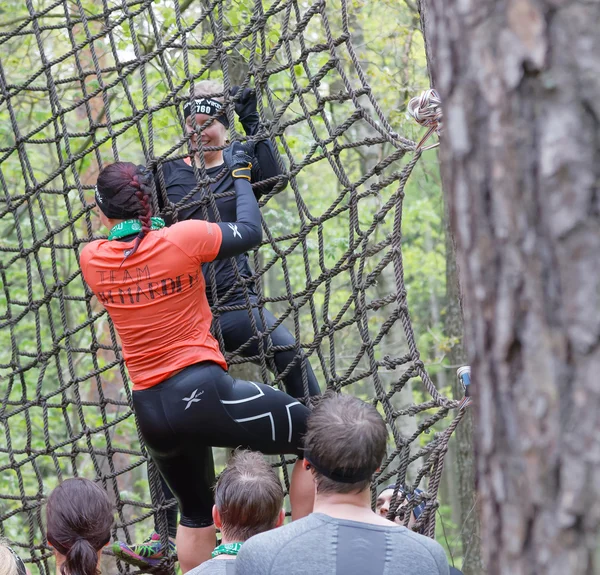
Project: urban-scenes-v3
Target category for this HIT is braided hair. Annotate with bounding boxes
[95,162,153,262]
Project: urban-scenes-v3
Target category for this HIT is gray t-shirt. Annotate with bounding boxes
[236,513,449,575]
[187,557,237,575]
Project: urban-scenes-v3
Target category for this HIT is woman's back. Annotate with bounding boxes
[80,220,227,389]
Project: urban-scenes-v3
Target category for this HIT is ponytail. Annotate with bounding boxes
[61,539,100,575]
[46,478,113,575]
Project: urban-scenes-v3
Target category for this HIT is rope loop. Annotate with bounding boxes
[407,89,442,150]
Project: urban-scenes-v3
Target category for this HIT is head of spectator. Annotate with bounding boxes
[0,542,31,575]
[376,484,426,529]
[46,478,114,575]
[213,450,285,550]
[302,393,389,523]
[235,394,452,575]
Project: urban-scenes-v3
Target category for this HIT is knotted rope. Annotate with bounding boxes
[407,89,443,150]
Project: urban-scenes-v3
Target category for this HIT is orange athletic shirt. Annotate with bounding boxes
[80,220,226,390]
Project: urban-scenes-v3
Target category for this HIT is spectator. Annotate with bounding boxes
[46,478,114,575]
[188,450,284,574]
[0,542,30,575]
[236,393,450,575]
[377,486,464,574]
[376,484,425,529]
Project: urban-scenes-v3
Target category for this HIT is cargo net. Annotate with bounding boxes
[0,0,467,573]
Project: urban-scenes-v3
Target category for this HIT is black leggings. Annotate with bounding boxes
[133,362,310,529]
[215,304,321,399]
[152,304,320,536]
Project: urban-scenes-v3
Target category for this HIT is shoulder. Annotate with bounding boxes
[159,158,184,174]
[237,515,328,566]
[158,159,190,183]
[79,240,106,269]
[255,514,327,544]
[186,558,230,575]
[162,220,218,239]
[391,529,449,573]
[157,220,221,258]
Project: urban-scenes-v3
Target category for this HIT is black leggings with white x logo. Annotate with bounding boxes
[132,361,310,528]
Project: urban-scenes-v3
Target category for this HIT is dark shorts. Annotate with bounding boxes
[132,362,310,529]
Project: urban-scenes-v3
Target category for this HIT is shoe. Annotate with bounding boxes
[112,531,177,569]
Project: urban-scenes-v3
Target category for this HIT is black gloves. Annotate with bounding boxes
[223,141,253,181]
[230,86,260,136]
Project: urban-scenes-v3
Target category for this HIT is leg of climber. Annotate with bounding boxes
[131,361,313,572]
[216,302,321,400]
[112,473,178,569]
[114,302,318,571]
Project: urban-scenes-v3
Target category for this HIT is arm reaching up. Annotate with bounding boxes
[231,86,287,197]
[214,141,263,259]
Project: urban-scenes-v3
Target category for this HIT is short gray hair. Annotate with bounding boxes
[215,450,284,541]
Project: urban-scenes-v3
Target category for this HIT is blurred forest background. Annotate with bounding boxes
[0,0,479,573]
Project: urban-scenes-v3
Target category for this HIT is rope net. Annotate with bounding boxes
[0,0,466,572]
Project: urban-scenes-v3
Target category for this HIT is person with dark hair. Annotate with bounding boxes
[0,542,31,575]
[187,450,284,575]
[376,484,426,529]
[377,485,465,574]
[236,393,449,575]
[46,478,113,575]
[115,79,321,570]
[80,146,313,572]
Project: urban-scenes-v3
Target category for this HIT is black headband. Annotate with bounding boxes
[304,451,375,484]
[94,166,150,220]
[94,186,135,220]
[183,97,229,128]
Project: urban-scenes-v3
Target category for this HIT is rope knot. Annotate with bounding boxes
[407,89,442,150]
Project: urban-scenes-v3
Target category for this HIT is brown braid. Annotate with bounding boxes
[121,169,154,263]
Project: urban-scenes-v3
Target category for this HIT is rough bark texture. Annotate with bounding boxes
[445,218,485,575]
[421,1,600,574]
[420,3,485,572]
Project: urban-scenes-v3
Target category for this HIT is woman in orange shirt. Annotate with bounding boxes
[80,144,313,572]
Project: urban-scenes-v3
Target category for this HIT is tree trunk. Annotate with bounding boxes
[419,4,485,572]
[445,214,485,575]
[421,2,600,574]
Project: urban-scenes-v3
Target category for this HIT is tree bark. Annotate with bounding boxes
[419,3,485,572]
[445,213,485,575]
[421,1,600,574]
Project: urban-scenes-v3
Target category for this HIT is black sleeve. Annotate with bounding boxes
[251,138,288,198]
[214,177,262,259]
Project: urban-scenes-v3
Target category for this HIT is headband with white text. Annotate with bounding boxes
[183,97,229,128]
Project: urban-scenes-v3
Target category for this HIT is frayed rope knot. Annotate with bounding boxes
[407,89,442,150]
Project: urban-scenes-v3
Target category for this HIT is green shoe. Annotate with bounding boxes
[112,531,176,569]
